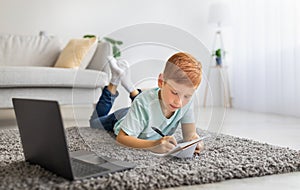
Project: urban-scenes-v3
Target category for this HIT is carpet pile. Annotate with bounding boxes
[0,127,299,189]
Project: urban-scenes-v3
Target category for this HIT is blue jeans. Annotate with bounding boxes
[89,86,140,132]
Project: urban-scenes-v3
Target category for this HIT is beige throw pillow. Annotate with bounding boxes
[54,37,97,69]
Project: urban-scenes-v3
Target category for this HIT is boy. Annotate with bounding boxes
[90,52,203,154]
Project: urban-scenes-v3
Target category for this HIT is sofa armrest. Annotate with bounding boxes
[87,42,111,77]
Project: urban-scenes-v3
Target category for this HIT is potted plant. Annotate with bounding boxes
[212,48,224,66]
[102,37,123,58]
[83,35,123,58]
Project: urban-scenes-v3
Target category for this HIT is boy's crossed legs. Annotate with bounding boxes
[89,56,141,132]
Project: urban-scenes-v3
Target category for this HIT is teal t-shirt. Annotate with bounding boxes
[113,88,195,140]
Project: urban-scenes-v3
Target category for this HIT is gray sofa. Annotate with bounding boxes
[0,35,111,108]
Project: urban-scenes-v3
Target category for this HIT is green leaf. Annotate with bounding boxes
[115,40,123,45]
[103,37,117,44]
[112,45,121,58]
[104,37,123,45]
[103,37,123,58]
[215,49,222,57]
[83,34,96,38]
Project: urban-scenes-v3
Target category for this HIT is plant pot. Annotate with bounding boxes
[216,57,222,65]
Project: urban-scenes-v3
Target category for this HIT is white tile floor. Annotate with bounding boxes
[1,106,299,189]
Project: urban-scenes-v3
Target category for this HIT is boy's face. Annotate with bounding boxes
[158,74,196,113]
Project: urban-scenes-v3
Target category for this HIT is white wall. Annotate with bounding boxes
[0,0,213,41]
[0,0,231,108]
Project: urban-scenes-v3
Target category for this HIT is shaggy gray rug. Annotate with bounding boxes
[0,127,299,190]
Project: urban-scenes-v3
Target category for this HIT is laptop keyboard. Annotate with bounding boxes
[70,158,109,178]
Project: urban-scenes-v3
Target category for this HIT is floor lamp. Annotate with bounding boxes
[203,2,232,108]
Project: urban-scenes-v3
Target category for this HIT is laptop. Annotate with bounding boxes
[12,98,136,180]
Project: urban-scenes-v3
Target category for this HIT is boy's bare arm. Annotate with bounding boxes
[116,129,177,154]
[181,123,198,141]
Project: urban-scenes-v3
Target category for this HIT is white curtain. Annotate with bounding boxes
[231,0,300,117]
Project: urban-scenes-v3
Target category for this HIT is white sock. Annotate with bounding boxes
[118,59,135,93]
[107,56,123,85]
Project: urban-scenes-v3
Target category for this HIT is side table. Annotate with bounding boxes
[203,65,232,108]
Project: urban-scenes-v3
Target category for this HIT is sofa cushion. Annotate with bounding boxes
[87,42,111,71]
[0,35,61,67]
[87,42,112,80]
[54,38,97,69]
[0,66,108,88]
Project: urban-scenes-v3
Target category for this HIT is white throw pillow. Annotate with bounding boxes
[87,42,112,71]
[54,38,97,69]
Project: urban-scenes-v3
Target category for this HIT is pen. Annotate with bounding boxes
[151,127,165,137]
[152,127,177,146]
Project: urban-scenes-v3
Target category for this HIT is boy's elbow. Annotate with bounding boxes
[116,134,122,143]
[116,129,127,144]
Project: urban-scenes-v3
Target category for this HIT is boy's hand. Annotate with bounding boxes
[149,136,177,154]
[181,123,205,155]
[188,134,205,155]
[194,140,205,155]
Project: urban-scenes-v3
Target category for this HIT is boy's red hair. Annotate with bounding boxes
[163,52,202,88]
